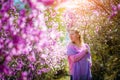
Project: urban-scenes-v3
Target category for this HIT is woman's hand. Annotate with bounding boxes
[87,58,92,68]
[84,47,88,54]
[90,62,92,68]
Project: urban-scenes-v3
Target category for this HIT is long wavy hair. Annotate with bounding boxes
[68,27,84,46]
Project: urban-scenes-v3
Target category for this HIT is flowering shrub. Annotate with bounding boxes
[62,0,120,80]
[0,0,67,79]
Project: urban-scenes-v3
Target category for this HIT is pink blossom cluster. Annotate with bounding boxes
[0,0,66,79]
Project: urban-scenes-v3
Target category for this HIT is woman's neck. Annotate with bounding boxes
[73,40,83,47]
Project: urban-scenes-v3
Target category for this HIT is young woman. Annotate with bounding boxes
[67,28,92,80]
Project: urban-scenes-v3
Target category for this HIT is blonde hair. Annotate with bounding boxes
[68,27,84,46]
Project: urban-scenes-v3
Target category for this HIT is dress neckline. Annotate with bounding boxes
[71,42,85,49]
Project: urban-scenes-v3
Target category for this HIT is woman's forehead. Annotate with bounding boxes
[69,30,76,34]
[69,30,79,35]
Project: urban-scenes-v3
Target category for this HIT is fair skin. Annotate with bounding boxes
[68,30,88,62]
[69,30,85,48]
[69,30,92,67]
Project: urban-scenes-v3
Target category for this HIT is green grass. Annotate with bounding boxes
[54,76,70,80]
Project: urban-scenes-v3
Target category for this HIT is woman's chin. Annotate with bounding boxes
[71,41,75,43]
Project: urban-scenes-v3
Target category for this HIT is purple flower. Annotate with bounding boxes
[6,56,12,62]
[22,71,27,77]
[19,9,26,17]
[29,64,34,70]
[109,11,118,20]
[118,4,120,10]
[12,35,26,45]
[12,35,20,44]
[8,42,13,48]
[41,68,50,73]
[0,43,3,49]
[37,70,42,75]
[0,64,12,76]
[16,62,23,70]
[26,0,36,9]
[38,0,54,6]
[111,5,117,11]
[28,52,36,62]
[21,71,28,80]
[3,66,12,75]
[1,1,11,11]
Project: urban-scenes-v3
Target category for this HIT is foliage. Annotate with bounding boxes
[0,0,67,79]
[63,0,120,80]
[0,0,120,80]
[84,0,120,80]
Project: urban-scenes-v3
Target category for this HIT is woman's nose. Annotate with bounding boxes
[70,35,72,38]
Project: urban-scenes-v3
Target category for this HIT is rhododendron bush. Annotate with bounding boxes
[0,0,67,79]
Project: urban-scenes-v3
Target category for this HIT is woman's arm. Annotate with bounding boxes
[69,48,88,63]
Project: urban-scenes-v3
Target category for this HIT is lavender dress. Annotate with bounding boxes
[67,43,92,80]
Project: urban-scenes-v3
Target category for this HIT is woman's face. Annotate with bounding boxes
[69,30,80,43]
